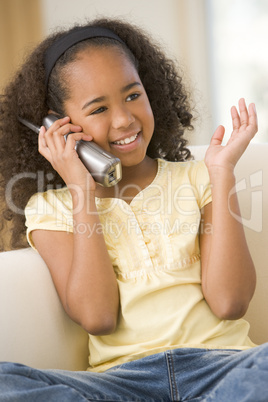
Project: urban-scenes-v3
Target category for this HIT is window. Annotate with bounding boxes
[207,0,268,142]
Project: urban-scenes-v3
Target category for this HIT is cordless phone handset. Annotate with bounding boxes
[18,114,122,187]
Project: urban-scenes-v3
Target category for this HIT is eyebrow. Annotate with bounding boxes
[81,81,142,110]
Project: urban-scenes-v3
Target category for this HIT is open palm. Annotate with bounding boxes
[205,98,258,172]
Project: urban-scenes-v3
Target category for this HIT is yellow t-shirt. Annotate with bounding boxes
[25,159,255,372]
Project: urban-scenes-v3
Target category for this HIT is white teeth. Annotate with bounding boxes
[114,133,138,145]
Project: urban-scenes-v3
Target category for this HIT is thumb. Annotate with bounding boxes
[210,125,225,146]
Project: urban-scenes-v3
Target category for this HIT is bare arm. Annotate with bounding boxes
[32,117,119,335]
[200,99,257,320]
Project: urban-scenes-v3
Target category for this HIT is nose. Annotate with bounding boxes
[111,104,135,130]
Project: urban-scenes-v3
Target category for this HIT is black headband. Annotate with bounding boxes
[44,26,125,87]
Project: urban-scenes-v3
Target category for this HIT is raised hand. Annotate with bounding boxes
[205,98,258,172]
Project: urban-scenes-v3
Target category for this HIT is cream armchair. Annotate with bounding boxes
[0,143,267,370]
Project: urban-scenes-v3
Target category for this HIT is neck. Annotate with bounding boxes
[120,156,155,184]
[95,156,157,201]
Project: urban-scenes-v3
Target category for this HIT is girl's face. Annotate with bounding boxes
[63,46,155,168]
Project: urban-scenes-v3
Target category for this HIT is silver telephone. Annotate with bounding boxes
[18,114,122,187]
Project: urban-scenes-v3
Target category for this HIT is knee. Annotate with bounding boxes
[253,343,268,357]
[254,343,268,369]
[0,362,31,376]
[247,343,268,369]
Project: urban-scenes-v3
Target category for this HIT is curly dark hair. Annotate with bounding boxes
[0,17,194,251]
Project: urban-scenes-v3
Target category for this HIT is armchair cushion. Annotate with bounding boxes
[0,248,89,370]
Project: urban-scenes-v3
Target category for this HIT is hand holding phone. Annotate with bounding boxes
[18,114,122,187]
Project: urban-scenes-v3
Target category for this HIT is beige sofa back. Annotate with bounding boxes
[190,144,268,346]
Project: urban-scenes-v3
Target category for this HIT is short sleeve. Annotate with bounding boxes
[25,188,73,249]
[193,160,212,209]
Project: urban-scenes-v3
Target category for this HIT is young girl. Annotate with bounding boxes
[0,17,267,402]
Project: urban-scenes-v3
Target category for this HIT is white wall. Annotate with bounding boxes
[41,0,180,55]
[40,0,213,144]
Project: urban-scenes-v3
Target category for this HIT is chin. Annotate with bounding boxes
[121,153,148,168]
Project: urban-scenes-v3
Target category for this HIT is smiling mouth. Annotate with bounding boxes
[112,132,140,145]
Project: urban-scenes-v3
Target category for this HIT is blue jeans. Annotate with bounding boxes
[1,344,268,401]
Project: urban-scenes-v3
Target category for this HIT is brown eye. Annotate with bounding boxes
[126,93,140,102]
[90,106,107,115]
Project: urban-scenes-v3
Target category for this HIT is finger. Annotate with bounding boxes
[39,126,47,147]
[210,125,225,146]
[65,132,93,153]
[46,116,70,137]
[43,117,69,152]
[38,126,51,160]
[45,119,82,151]
[44,116,70,142]
[238,98,249,128]
[230,106,241,131]
[248,103,258,131]
[52,123,82,151]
